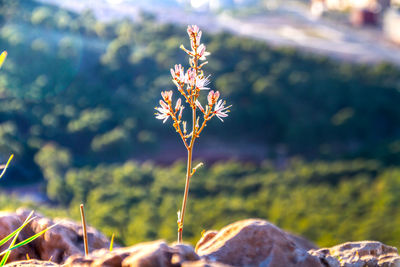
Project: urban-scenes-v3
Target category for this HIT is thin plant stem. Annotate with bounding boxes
[178,112,195,243]
[178,48,199,243]
[80,204,89,256]
[156,26,231,243]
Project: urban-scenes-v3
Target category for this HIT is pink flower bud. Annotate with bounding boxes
[207,90,220,105]
[178,106,184,120]
[195,100,204,113]
[161,90,173,102]
[198,44,206,57]
[175,98,182,112]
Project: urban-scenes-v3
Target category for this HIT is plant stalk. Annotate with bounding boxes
[80,204,89,256]
[178,106,196,243]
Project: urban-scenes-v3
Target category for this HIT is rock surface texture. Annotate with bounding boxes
[64,241,202,267]
[310,241,400,267]
[195,219,323,267]
[0,208,110,264]
[0,212,399,267]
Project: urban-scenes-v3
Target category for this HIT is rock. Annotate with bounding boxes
[287,232,318,251]
[181,259,234,267]
[1,211,399,267]
[4,259,60,266]
[121,242,171,267]
[65,240,173,267]
[196,226,317,254]
[65,240,229,267]
[196,219,323,267]
[309,241,400,267]
[195,231,218,253]
[0,209,110,264]
[170,243,200,265]
[0,211,39,263]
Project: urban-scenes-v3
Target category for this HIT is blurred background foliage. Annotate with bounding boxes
[1,0,400,248]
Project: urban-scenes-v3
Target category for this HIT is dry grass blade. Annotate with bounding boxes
[80,204,89,256]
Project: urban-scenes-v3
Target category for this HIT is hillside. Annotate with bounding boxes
[0,0,400,250]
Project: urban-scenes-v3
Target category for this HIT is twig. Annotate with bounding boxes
[80,204,89,256]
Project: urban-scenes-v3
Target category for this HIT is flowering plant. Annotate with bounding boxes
[155,25,231,243]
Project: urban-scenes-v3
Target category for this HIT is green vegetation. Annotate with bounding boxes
[0,0,400,184]
[26,159,400,248]
[0,0,400,251]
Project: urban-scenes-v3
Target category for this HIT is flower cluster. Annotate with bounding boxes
[155,25,231,149]
[154,25,231,243]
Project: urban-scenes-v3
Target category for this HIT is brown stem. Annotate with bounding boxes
[197,110,215,136]
[178,104,197,243]
[171,111,188,149]
[178,40,199,243]
[80,204,89,256]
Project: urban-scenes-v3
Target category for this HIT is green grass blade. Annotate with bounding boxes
[109,233,114,252]
[0,231,19,266]
[0,217,35,248]
[0,154,14,179]
[0,211,34,266]
[0,51,7,69]
[0,222,60,256]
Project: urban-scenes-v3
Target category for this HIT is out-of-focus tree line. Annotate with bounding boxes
[1,0,400,248]
[3,157,400,248]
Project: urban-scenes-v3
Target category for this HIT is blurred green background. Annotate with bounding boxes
[1,0,400,248]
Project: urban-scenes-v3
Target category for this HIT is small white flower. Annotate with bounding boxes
[198,44,206,57]
[170,64,185,82]
[214,100,231,122]
[185,68,196,87]
[199,51,210,61]
[196,75,210,90]
[197,44,210,60]
[161,91,173,103]
[155,100,171,123]
[187,25,200,37]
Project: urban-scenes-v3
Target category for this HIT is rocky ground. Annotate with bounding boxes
[1,209,399,267]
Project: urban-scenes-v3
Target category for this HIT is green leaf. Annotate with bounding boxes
[0,154,14,179]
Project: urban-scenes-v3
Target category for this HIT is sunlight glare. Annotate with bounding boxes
[191,0,209,9]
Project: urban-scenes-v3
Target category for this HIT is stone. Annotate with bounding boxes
[0,211,39,263]
[0,209,110,264]
[287,232,318,251]
[195,219,323,267]
[65,241,228,267]
[195,231,218,253]
[170,243,200,265]
[181,259,234,267]
[309,241,400,267]
[4,259,60,266]
[64,240,173,267]
[1,212,399,267]
[16,208,110,263]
